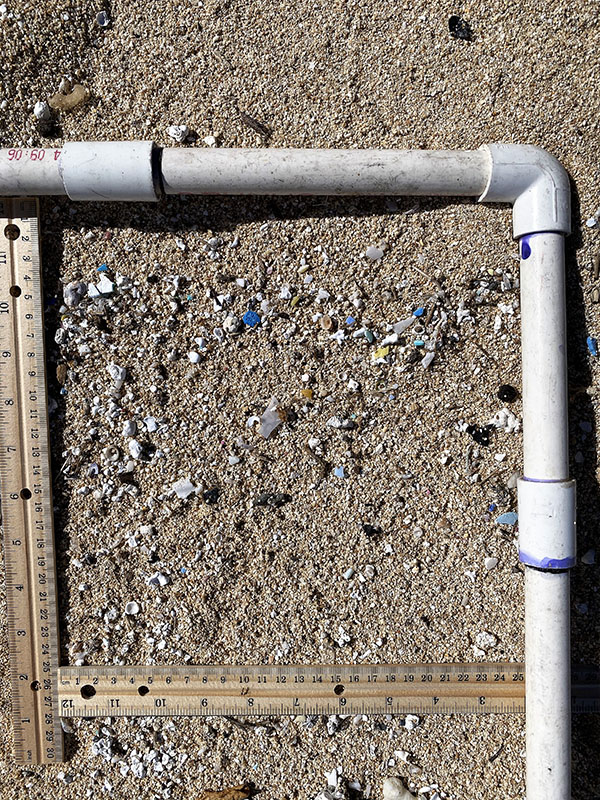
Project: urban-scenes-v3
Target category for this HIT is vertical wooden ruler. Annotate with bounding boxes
[0,198,62,763]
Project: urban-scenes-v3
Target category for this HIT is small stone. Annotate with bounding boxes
[148,572,170,587]
[33,100,51,120]
[485,557,498,570]
[124,601,140,615]
[365,245,384,261]
[203,135,217,146]
[320,314,335,332]
[167,125,189,143]
[223,315,240,334]
[255,492,291,508]
[497,384,518,403]
[188,351,201,363]
[581,549,596,565]
[203,487,220,505]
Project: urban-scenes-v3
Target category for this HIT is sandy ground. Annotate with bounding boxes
[0,1,599,798]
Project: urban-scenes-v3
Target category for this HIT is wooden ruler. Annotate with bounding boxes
[57,662,600,718]
[0,198,63,763]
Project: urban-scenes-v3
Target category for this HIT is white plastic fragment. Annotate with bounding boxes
[167,125,190,143]
[88,274,115,298]
[393,317,415,335]
[365,245,384,261]
[259,397,285,439]
[172,478,197,499]
[124,601,140,615]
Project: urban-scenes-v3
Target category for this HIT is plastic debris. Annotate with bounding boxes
[88,274,114,298]
[124,601,140,615]
[259,397,285,439]
[467,424,493,446]
[587,336,598,356]
[413,307,425,317]
[172,478,197,499]
[373,346,390,359]
[495,511,518,526]
[96,10,110,26]
[48,84,89,111]
[167,125,190,143]
[333,466,345,478]
[255,492,291,508]
[243,310,261,328]
[365,245,384,261]
[404,714,420,731]
[393,316,415,334]
[63,280,87,307]
[203,487,220,504]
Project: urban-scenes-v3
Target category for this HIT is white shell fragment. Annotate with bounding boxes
[107,363,127,385]
[475,631,498,650]
[124,601,140,615]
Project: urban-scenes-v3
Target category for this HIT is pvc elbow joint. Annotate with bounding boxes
[478,144,571,239]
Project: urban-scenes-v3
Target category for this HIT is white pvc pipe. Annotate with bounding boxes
[0,141,577,800]
[159,147,489,196]
[525,569,571,800]
[519,232,569,480]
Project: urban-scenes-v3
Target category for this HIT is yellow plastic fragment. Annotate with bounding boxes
[373,346,390,359]
[301,388,313,399]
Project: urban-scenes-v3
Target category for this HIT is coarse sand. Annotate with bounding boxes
[0,1,599,798]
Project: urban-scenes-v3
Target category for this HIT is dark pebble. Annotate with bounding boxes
[466,424,493,446]
[497,384,519,403]
[448,15,474,41]
[362,523,382,537]
[203,487,221,505]
[255,492,292,508]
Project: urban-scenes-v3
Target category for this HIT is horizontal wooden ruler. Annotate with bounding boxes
[0,198,63,763]
[58,663,600,717]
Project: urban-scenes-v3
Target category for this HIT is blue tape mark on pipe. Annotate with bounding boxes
[519,551,576,569]
[520,238,531,260]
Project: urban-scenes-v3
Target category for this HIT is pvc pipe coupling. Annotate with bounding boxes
[517,478,576,569]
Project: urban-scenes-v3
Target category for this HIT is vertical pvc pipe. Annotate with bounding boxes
[519,232,569,481]
[519,230,572,800]
[525,569,571,800]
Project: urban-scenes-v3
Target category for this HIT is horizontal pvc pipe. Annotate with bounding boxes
[525,568,571,800]
[160,148,490,197]
[0,148,65,196]
[519,231,569,480]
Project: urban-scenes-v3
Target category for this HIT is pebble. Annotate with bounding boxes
[383,777,415,800]
[33,100,51,120]
[124,601,140,615]
[223,315,240,333]
[497,384,518,402]
[484,557,498,570]
[167,125,190,143]
[48,83,89,111]
[188,351,201,363]
[320,314,335,331]
[581,549,595,565]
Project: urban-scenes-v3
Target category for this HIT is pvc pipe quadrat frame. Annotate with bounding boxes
[0,142,576,799]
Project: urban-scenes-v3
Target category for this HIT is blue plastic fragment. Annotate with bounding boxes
[180,567,187,575]
[346,316,355,325]
[333,466,345,478]
[243,310,261,328]
[414,339,425,347]
[413,307,425,317]
[488,503,497,512]
[495,511,518,526]
[587,336,598,356]
[97,263,108,272]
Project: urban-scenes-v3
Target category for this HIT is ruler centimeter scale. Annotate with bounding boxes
[0,198,63,763]
[0,199,598,765]
[57,662,600,718]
